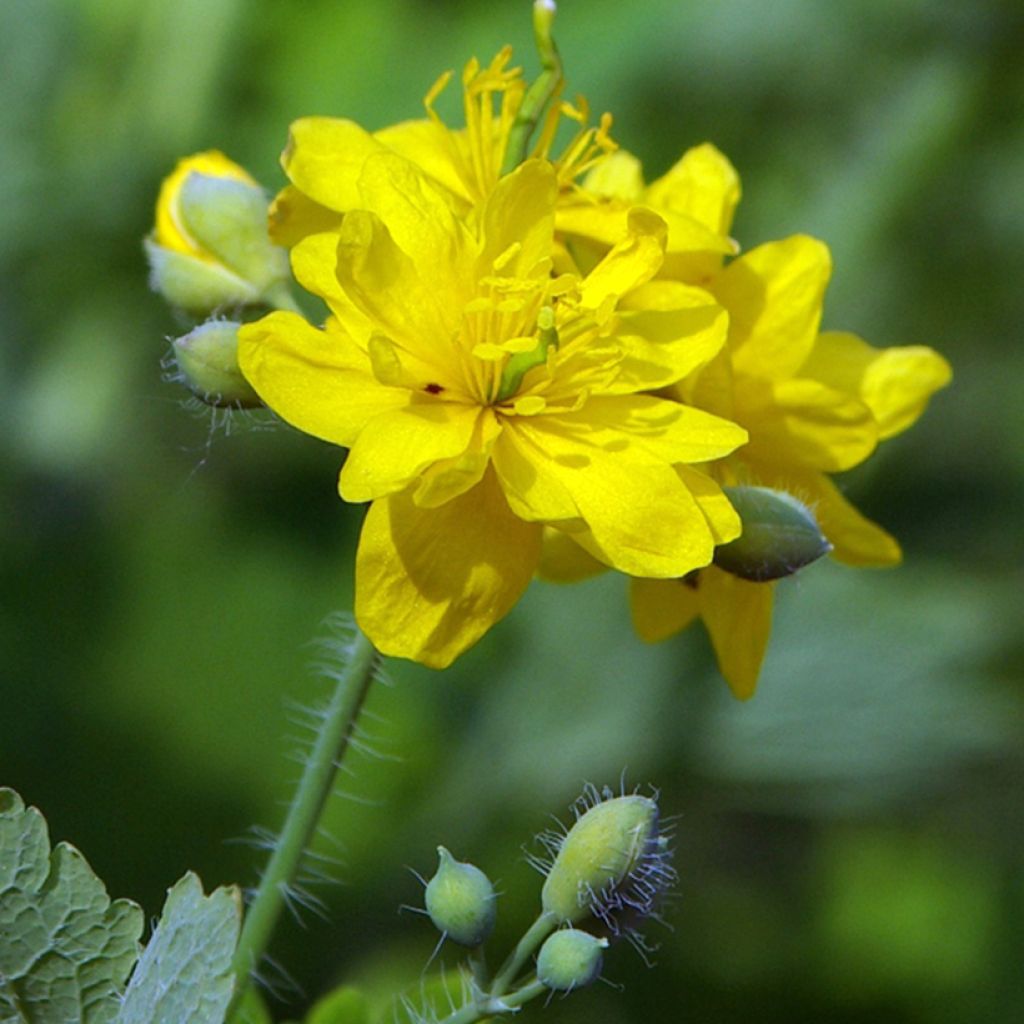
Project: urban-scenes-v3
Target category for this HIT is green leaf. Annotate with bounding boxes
[117,873,241,1024]
[305,986,370,1024]
[0,787,144,1023]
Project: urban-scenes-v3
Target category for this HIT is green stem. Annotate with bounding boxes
[227,626,379,1019]
[500,0,564,175]
[489,911,557,997]
[265,281,304,315]
[436,978,547,1024]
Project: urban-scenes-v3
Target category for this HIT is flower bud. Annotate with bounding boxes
[713,485,831,582]
[541,793,664,925]
[536,929,607,992]
[146,151,289,314]
[170,320,261,408]
[424,846,496,947]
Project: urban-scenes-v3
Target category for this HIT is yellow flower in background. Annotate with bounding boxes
[238,155,746,668]
[146,151,289,313]
[267,48,615,249]
[548,144,952,698]
[153,151,256,257]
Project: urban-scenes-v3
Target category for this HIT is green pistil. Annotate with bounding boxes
[495,308,558,403]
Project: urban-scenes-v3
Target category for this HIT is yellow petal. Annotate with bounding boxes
[340,401,485,502]
[579,208,666,310]
[474,160,557,280]
[491,425,580,522]
[644,142,741,237]
[582,150,645,202]
[676,465,742,544]
[374,118,472,206]
[536,527,608,582]
[610,296,728,393]
[715,236,832,380]
[801,331,952,440]
[354,151,473,296]
[509,417,718,577]
[355,470,541,668]
[411,411,502,509]
[699,568,775,700]
[237,311,407,446]
[268,184,343,248]
[334,209,458,361]
[630,577,700,642]
[282,117,384,211]
[736,376,877,472]
[550,395,747,464]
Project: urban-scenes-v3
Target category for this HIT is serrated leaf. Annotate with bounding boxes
[305,986,370,1024]
[0,787,144,1024]
[117,872,241,1024]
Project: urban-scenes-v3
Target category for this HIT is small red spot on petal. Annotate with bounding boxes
[424,383,444,395]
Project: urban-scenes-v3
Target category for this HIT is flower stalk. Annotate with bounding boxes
[227,627,379,1019]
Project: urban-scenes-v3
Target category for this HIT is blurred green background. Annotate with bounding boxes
[3,0,1023,1021]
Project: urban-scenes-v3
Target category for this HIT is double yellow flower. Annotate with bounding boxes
[158,50,950,695]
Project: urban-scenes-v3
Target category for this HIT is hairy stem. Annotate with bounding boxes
[227,626,379,1018]
[489,910,557,997]
[436,978,547,1024]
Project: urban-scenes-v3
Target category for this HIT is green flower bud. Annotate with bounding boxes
[540,789,672,930]
[424,846,496,947]
[714,485,831,582]
[170,320,261,408]
[536,929,608,992]
[146,151,289,315]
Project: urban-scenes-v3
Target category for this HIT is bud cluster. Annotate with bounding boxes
[146,151,293,410]
[416,782,674,1019]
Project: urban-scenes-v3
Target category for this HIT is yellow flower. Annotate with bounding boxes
[550,144,952,699]
[267,48,615,248]
[146,151,289,313]
[238,155,747,667]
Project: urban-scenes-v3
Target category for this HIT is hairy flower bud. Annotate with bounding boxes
[146,151,289,314]
[540,789,672,930]
[170,320,261,408]
[536,929,607,991]
[424,846,496,947]
[713,485,831,582]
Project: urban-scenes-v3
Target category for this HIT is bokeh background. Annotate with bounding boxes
[3,0,1023,1021]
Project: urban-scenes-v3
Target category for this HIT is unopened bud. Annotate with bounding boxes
[536,929,607,992]
[424,847,496,947]
[146,151,289,314]
[171,320,261,408]
[541,794,661,925]
[714,485,831,582]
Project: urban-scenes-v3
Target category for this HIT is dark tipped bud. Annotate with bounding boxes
[714,485,831,582]
[424,847,496,947]
[536,929,607,992]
